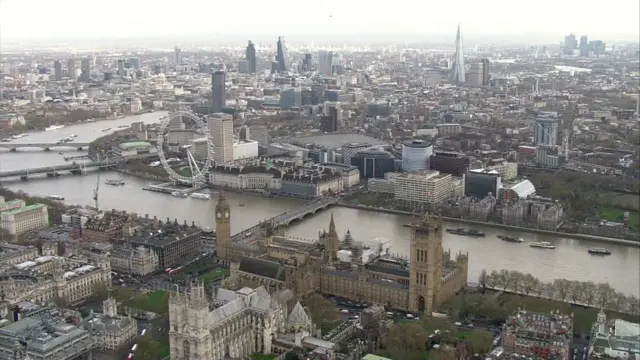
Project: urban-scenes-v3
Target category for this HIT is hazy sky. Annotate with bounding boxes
[1,0,638,41]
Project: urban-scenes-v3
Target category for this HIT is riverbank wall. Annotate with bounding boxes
[111,168,168,182]
[338,202,640,247]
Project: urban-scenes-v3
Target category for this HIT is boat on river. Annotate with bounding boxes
[45,124,65,131]
[47,195,64,201]
[191,193,210,200]
[171,191,188,198]
[105,179,125,186]
[529,241,555,249]
[588,248,611,255]
[446,228,485,237]
[498,235,524,243]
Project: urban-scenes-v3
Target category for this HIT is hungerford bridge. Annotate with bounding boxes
[0,160,114,179]
[0,143,90,152]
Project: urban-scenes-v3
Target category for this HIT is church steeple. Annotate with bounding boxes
[324,212,340,263]
[328,212,337,237]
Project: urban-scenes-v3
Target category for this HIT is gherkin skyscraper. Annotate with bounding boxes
[451,24,466,84]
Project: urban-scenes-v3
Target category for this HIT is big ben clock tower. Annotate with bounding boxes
[215,190,231,260]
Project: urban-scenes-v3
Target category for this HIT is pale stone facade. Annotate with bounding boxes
[84,297,138,350]
[169,283,307,359]
[110,245,160,275]
[0,255,111,318]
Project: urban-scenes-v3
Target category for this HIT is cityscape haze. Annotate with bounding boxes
[0,1,638,360]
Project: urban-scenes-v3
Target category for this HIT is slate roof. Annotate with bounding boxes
[287,301,310,325]
[238,257,287,281]
[209,285,282,326]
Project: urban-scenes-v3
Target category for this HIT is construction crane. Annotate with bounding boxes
[93,154,100,210]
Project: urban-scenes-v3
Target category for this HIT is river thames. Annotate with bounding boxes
[0,113,638,296]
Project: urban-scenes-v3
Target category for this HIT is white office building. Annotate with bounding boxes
[233,140,259,160]
[394,170,453,207]
[208,113,234,164]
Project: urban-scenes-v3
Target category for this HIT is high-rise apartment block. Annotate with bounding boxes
[245,41,256,73]
[468,59,490,86]
[174,46,182,65]
[67,59,76,80]
[80,58,91,82]
[534,117,559,146]
[318,50,334,76]
[208,113,234,164]
[563,33,577,55]
[53,61,62,81]
[211,71,226,113]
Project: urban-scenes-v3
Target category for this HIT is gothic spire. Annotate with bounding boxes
[329,212,337,235]
[218,189,226,203]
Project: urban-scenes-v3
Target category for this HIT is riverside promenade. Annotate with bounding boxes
[338,202,640,247]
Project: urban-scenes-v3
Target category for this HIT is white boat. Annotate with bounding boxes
[45,124,65,131]
[101,128,111,132]
[191,193,210,200]
[117,125,129,129]
[12,134,26,139]
[105,179,125,186]
[69,134,78,138]
[47,195,64,201]
[529,241,555,249]
[171,191,188,198]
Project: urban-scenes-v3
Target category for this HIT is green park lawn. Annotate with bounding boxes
[597,206,640,230]
[201,268,230,283]
[129,290,170,314]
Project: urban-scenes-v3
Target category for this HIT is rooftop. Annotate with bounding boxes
[118,141,152,150]
[0,203,46,216]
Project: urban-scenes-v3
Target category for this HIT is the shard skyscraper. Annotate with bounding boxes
[276,36,290,72]
[451,24,466,84]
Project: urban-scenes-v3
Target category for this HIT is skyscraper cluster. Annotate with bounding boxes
[563,33,606,56]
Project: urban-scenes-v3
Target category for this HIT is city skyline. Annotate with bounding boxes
[1,0,639,42]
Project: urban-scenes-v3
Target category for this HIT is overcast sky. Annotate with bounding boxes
[1,0,638,42]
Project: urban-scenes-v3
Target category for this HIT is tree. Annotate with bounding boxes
[284,352,301,360]
[466,329,494,354]
[521,273,537,295]
[478,269,488,294]
[91,281,110,302]
[135,335,163,360]
[553,279,569,301]
[381,322,431,360]
[596,283,615,308]
[476,297,507,323]
[569,281,586,304]
[430,349,457,360]
[498,269,510,291]
[508,271,523,293]
[303,294,340,333]
[488,270,500,289]
[541,282,555,299]
[583,282,597,306]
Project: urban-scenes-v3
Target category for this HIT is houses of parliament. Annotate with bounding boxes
[214,192,469,315]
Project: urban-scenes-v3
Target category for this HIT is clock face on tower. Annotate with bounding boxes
[224,210,229,218]
[216,212,222,219]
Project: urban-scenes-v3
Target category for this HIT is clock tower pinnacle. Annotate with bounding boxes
[215,190,231,260]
